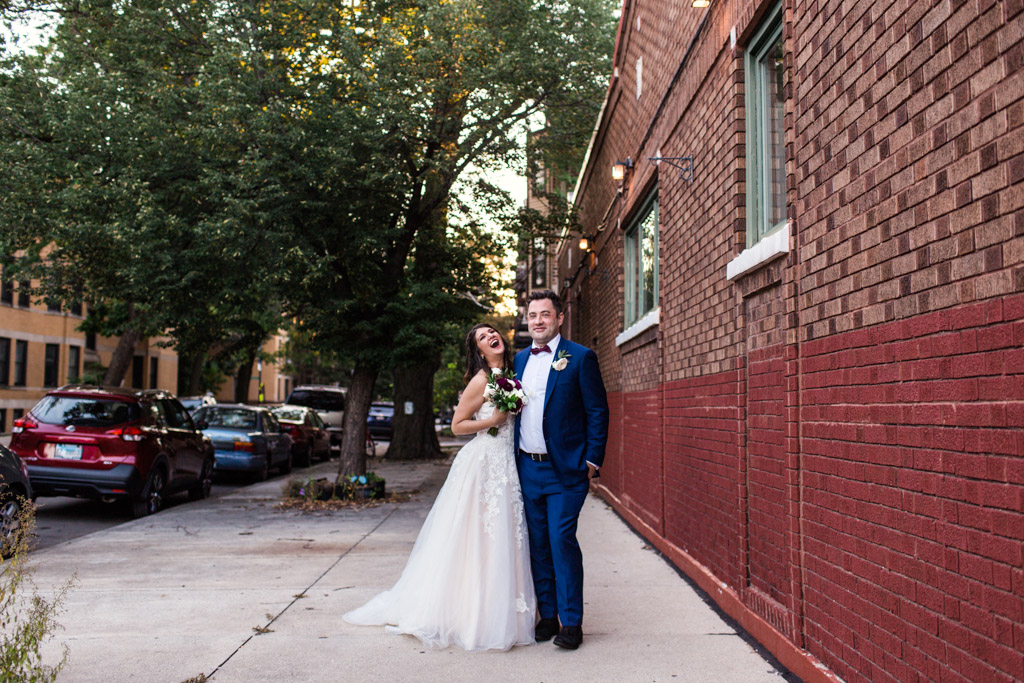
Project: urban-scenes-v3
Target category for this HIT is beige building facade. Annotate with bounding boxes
[0,274,178,433]
[212,332,293,405]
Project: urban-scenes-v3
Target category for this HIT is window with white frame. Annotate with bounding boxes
[624,190,659,327]
[745,2,786,247]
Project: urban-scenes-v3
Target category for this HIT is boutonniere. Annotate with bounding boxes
[551,350,571,371]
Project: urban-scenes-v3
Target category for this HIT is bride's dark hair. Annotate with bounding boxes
[463,323,514,384]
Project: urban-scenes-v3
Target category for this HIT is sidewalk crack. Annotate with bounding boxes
[206,507,399,678]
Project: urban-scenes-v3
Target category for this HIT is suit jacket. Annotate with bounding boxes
[514,337,610,486]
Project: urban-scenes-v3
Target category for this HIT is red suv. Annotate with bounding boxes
[10,386,215,518]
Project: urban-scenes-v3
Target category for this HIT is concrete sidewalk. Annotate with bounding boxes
[26,455,794,683]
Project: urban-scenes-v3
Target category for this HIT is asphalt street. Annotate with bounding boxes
[30,475,257,551]
[4,433,398,552]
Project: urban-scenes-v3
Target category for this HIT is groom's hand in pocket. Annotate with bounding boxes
[587,463,600,480]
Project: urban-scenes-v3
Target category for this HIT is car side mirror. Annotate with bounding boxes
[196,419,209,430]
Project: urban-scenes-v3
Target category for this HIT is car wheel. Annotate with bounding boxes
[188,458,214,501]
[132,468,166,519]
[279,450,293,475]
[253,457,269,483]
[0,496,24,559]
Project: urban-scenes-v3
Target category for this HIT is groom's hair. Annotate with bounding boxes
[528,289,563,316]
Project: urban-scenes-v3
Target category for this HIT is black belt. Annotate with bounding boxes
[519,449,549,462]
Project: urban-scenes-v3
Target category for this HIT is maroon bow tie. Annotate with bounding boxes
[531,345,551,355]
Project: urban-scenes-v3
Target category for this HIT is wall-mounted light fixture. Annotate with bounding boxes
[648,155,695,182]
[578,234,594,251]
[692,0,710,7]
[611,158,634,182]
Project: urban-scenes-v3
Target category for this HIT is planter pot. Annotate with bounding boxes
[355,480,386,499]
[315,480,386,500]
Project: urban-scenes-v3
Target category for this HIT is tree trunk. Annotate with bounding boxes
[187,350,205,395]
[386,353,442,460]
[102,329,143,386]
[234,353,255,403]
[337,364,377,479]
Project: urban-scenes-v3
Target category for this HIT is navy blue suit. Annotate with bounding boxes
[514,337,609,627]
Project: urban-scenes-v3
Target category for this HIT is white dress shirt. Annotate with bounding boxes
[518,334,560,454]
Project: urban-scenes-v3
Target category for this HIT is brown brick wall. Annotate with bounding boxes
[565,0,1023,679]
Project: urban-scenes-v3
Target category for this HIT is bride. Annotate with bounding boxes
[342,323,536,652]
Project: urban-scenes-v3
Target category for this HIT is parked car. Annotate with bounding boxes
[179,394,217,414]
[284,385,346,451]
[367,402,394,440]
[9,386,215,518]
[271,405,331,466]
[193,404,293,481]
[1,443,32,558]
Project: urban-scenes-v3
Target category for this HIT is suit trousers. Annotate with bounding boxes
[517,455,590,627]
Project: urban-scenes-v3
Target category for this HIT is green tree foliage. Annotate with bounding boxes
[0,0,614,470]
[0,1,292,385]
[262,0,618,474]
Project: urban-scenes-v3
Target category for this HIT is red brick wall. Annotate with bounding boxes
[561,0,1024,679]
[745,344,790,605]
[801,295,1024,682]
[620,387,663,531]
[663,368,745,587]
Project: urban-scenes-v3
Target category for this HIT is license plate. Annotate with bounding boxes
[54,443,83,460]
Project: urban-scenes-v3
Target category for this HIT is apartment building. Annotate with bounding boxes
[0,273,178,432]
[212,332,294,404]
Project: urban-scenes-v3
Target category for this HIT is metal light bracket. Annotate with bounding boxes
[648,156,694,182]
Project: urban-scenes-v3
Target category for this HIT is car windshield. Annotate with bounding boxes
[287,390,344,412]
[272,407,306,422]
[194,407,257,430]
[179,398,202,410]
[369,405,394,417]
[32,396,140,427]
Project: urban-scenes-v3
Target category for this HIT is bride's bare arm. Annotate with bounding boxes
[450,372,509,435]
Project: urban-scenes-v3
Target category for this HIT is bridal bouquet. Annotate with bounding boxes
[483,368,527,436]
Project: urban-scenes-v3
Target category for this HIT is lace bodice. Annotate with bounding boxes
[473,402,513,441]
[437,401,523,547]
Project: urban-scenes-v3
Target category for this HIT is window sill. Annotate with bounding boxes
[615,307,659,347]
[726,222,790,281]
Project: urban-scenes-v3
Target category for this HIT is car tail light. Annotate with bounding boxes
[233,441,254,452]
[12,415,37,434]
[108,425,145,442]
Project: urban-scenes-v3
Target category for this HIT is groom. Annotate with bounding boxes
[514,290,609,650]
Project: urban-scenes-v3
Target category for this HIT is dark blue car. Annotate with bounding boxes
[193,405,293,481]
[367,402,394,440]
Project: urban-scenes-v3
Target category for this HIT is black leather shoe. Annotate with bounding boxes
[534,617,560,642]
[553,625,583,650]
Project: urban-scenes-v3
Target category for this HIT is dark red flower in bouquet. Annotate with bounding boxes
[497,377,513,391]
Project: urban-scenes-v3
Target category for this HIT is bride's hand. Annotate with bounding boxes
[489,409,509,428]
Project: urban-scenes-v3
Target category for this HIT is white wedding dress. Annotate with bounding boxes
[342,402,536,652]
